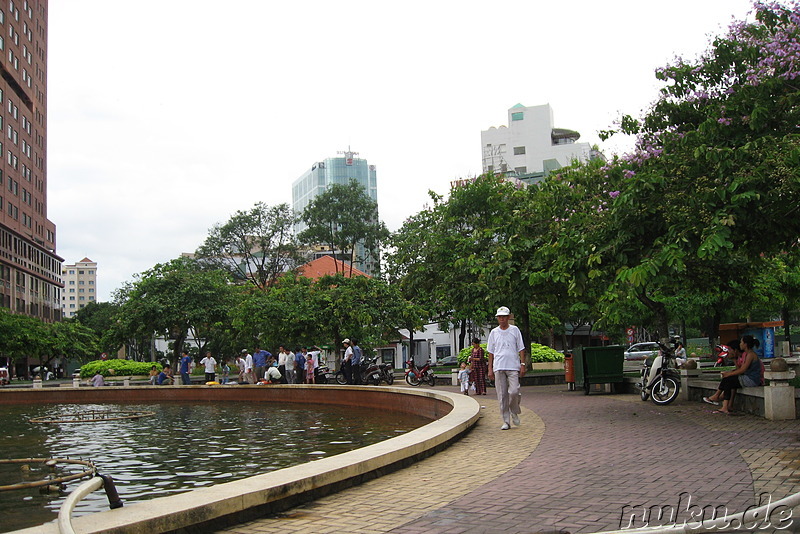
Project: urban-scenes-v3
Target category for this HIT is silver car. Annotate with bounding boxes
[624,342,660,361]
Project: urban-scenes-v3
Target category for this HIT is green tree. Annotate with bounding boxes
[196,202,302,290]
[542,1,800,342]
[231,273,424,357]
[111,257,237,365]
[41,321,100,367]
[0,308,45,377]
[386,174,560,361]
[300,179,388,276]
[72,301,120,353]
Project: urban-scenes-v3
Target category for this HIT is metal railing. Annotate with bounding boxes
[58,474,122,534]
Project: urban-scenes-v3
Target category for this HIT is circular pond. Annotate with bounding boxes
[0,400,428,533]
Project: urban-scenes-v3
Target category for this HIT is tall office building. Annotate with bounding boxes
[292,148,379,276]
[61,258,96,318]
[0,1,61,321]
[481,103,601,184]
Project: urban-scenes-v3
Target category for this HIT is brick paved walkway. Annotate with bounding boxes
[220,384,800,534]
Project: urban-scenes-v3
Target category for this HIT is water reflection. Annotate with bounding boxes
[0,401,427,533]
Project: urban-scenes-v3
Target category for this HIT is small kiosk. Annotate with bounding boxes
[718,321,783,359]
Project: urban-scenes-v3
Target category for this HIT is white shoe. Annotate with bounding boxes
[511,413,520,426]
[500,422,510,430]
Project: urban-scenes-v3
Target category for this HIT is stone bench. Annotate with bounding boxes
[682,369,797,420]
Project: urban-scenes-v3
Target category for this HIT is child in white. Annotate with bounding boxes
[458,362,471,395]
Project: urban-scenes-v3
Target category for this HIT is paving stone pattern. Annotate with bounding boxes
[220,384,800,534]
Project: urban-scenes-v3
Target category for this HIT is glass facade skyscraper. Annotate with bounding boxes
[292,152,379,276]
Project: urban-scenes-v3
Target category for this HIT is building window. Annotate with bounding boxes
[514,167,527,174]
[511,112,524,121]
[513,146,526,155]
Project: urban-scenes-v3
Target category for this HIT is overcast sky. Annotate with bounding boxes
[47,0,755,302]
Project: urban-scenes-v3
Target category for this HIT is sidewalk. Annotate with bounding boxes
[220,384,800,534]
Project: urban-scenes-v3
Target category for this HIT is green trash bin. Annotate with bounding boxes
[573,345,624,395]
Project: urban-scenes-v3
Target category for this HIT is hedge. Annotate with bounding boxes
[80,359,162,378]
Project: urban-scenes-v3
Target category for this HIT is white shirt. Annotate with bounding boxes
[343,346,353,362]
[487,324,525,371]
[284,352,295,370]
[244,354,253,372]
[309,350,321,369]
[278,352,287,366]
[200,356,217,373]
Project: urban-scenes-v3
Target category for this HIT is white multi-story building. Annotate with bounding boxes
[481,103,599,183]
[61,258,97,318]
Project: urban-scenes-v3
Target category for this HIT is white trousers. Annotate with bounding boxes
[494,370,521,424]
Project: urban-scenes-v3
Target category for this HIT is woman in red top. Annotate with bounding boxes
[469,338,488,395]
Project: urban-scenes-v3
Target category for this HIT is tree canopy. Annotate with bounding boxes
[196,202,302,290]
[300,179,388,276]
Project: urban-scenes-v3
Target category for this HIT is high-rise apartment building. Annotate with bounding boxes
[0,0,61,321]
[291,148,379,276]
[61,257,96,318]
[481,103,601,184]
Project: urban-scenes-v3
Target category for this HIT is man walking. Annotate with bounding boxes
[487,306,526,430]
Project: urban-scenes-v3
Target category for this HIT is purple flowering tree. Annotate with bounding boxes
[544,1,800,341]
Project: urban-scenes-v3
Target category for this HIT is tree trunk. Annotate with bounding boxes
[457,319,467,353]
[705,311,721,347]
[515,304,532,367]
[782,307,791,343]
[637,291,669,343]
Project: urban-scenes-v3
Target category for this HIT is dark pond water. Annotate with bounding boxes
[0,401,428,532]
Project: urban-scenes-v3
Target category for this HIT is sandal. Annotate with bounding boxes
[703,397,720,406]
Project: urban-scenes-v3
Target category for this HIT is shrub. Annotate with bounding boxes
[457,344,482,364]
[80,359,161,378]
[530,343,564,363]
[458,342,563,363]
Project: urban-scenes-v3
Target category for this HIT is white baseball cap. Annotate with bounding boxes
[496,306,511,316]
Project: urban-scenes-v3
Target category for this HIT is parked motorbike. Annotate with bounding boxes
[362,357,385,386]
[713,344,733,367]
[315,365,330,384]
[379,361,395,385]
[405,358,435,387]
[334,357,392,386]
[637,341,681,405]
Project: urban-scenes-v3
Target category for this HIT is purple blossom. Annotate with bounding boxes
[609,191,620,198]
[718,117,732,125]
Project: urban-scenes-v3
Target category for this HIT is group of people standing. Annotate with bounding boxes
[340,339,364,384]
[235,346,323,385]
[147,345,326,386]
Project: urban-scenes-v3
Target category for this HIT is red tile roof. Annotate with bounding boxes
[297,255,370,280]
